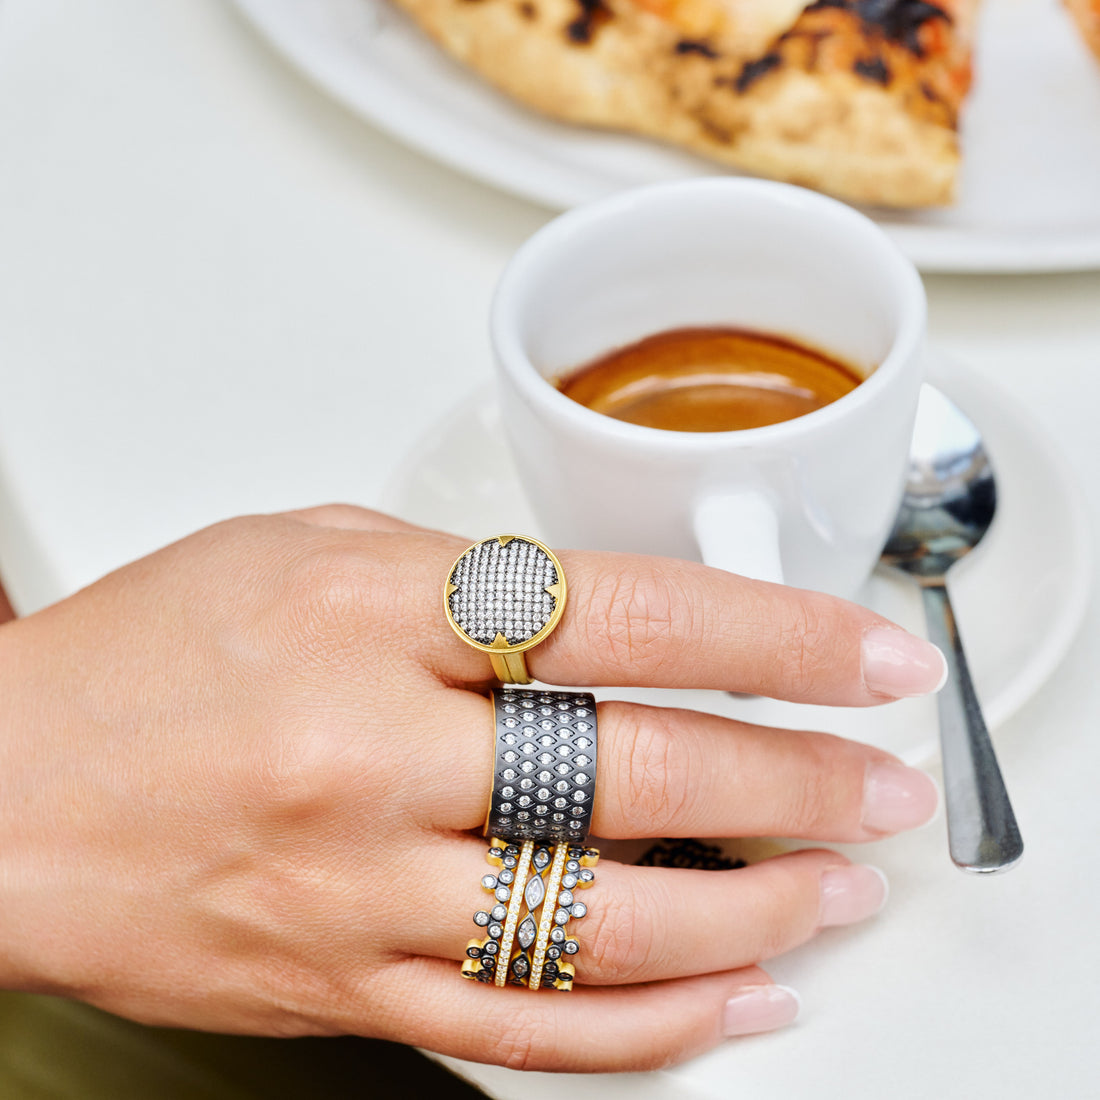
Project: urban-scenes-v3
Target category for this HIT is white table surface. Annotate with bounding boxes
[1,2,1099,1097]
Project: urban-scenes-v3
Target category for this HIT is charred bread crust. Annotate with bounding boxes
[392,0,980,205]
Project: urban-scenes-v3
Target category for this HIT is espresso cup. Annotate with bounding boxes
[490,178,926,598]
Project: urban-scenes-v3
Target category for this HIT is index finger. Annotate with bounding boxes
[431,542,945,706]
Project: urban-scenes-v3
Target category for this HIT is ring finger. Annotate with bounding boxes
[401,837,886,986]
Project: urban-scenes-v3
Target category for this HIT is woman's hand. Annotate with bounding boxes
[0,506,942,1072]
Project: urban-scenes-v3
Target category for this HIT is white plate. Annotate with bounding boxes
[232,0,1100,273]
[381,352,1091,766]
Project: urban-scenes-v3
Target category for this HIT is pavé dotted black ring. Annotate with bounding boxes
[486,688,597,844]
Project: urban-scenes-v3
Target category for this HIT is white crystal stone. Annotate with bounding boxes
[524,874,545,911]
[517,915,537,949]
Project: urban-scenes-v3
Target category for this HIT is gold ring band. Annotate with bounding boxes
[527,842,568,991]
[494,840,535,987]
[488,650,534,684]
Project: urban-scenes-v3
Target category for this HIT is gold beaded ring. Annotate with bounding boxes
[527,844,598,992]
[462,839,598,991]
[492,840,536,987]
[444,535,567,685]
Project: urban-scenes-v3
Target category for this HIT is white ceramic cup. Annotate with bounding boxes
[490,178,927,598]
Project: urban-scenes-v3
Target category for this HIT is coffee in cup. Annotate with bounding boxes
[555,326,864,433]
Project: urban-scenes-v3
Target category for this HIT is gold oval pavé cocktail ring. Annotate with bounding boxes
[444,535,567,684]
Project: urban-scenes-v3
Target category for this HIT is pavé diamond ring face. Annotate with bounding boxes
[444,535,567,684]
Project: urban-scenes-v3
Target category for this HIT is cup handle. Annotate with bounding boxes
[692,490,784,586]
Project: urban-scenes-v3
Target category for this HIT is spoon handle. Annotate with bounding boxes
[920,582,1024,873]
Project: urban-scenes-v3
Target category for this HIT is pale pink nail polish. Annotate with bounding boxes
[722,985,801,1037]
[862,761,940,834]
[861,627,948,698]
[819,865,889,927]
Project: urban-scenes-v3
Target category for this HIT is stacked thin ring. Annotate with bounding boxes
[449,536,600,992]
[461,839,599,990]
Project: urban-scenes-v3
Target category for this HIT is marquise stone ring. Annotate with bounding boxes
[461,838,599,991]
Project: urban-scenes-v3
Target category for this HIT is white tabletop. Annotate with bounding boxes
[1,2,1099,1097]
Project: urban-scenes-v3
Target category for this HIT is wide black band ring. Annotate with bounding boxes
[486,688,597,844]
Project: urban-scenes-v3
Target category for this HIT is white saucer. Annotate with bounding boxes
[381,352,1091,765]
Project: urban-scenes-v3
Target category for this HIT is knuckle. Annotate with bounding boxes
[290,503,374,528]
[582,565,690,677]
[250,721,346,809]
[582,874,658,984]
[770,596,839,695]
[274,543,381,672]
[774,735,844,835]
[754,892,801,960]
[283,543,371,625]
[748,859,824,958]
[603,706,694,836]
[484,1006,550,1072]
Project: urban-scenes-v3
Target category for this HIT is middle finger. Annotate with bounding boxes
[435,695,939,842]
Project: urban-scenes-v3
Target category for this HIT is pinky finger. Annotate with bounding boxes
[369,957,799,1073]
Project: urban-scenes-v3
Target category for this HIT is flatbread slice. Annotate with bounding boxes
[390,0,981,207]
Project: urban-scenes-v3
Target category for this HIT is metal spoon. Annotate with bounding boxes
[881,383,1023,874]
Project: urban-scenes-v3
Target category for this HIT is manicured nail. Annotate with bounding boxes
[862,761,940,834]
[861,627,948,698]
[819,865,889,927]
[722,985,801,1037]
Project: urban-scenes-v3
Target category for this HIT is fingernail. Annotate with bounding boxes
[862,761,940,834]
[861,627,948,698]
[819,865,889,927]
[722,985,801,1037]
